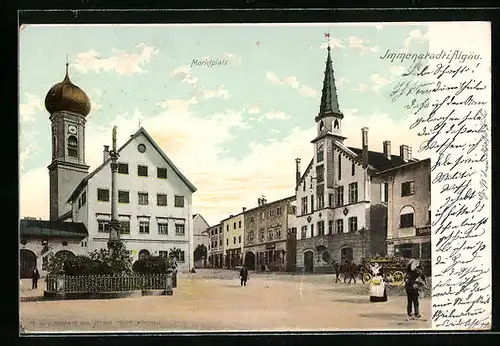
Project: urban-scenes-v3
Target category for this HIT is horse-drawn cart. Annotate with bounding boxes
[361,256,408,285]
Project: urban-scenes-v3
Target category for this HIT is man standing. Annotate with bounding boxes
[31,267,40,290]
[240,265,249,286]
[333,261,341,283]
[405,259,426,319]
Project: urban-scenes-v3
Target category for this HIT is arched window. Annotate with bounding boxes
[319,121,324,131]
[138,249,150,260]
[334,119,339,129]
[340,247,353,264]
[400,205,415,228]
[67,135,78,158]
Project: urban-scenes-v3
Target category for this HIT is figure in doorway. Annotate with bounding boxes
[31,267,40,289]
[240,265,249,286]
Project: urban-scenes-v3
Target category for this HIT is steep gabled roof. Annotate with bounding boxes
[347,147,417,171]
[67,127,197,203]
[375,158,430,176]
[193,214,210,228]
[296,158,314,188]
[20,219,88,238]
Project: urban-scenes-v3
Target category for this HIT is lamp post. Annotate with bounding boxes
[108,126,121,256]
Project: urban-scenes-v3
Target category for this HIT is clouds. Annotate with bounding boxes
[320,36,379,54]
[320,37,344,50]
[73,43,159,75]
[19,143,40,172]
[247,105,261,115]
[264,110,291,120]
[19,93,43,123]
[347,36,380,54]
[170,65,198,87]
[404,29,429,48]
[200,84,230,100]
[266,71,319,98]
[349,83,370,93]
[370,74,392,91]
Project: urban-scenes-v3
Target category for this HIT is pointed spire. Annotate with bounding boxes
[317,43,343,120]
[63,54,71,82]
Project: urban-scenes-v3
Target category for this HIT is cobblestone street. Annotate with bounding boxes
[20,269,431,332]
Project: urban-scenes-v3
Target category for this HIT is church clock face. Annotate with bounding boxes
[68,125,77,135]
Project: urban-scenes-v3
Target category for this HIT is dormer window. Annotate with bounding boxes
[67,135,78,158]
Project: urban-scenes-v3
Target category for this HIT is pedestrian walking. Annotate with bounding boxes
[344,260,357,284]
[31,267,40,289]
[333,261,341,283]
[240,265,249,286]
[405,259,426,319]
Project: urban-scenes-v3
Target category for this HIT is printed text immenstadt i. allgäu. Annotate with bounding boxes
[388,57,491,330]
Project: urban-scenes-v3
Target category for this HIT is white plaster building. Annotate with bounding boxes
[294,45,420,273]
[192,214,210,268]
[67,127,197,272]
[19,63,197,275]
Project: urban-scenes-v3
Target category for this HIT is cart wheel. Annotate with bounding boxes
[392,271,405,285]
[362,272,372,284]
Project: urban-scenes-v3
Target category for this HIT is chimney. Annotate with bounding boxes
[262,198,267,205]
[103,145,110,162]
[242,207,247,213]
[361,127,369,168]
[295,158,301,186]
[383,141,391,160]
[399,145,412,162]
[257,198,262,206]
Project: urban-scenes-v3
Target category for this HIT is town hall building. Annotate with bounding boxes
[20,63,197,277]
[294,44,423,273]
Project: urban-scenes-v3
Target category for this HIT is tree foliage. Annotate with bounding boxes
[132,255,173,274]
[47,240,133,276]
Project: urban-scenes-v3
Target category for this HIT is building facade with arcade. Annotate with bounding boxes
[294,44,423,273]
[242,196,298,272]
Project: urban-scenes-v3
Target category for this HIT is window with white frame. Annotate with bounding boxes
[348,182,358,204]
[119,219,130,234]
[301,197,308,215]
[400,205,415,228]
[335,219,344,233]
[139,220,150,234]
[97,220,110,232]
[158,222,168,235]
[348,217,358,232]
[301,226,307,239]
[175,223,185,236]
[138,192,149,205]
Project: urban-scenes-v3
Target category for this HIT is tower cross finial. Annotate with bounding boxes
[64,54,70,79]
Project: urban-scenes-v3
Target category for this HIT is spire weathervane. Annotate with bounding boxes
[324,30,331,50]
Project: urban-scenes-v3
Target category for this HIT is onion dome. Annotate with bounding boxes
[45,62,91,116]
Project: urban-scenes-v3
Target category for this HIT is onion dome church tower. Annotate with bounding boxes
[45,60,91,221]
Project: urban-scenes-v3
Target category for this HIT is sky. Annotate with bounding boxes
[19,23,429,226]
